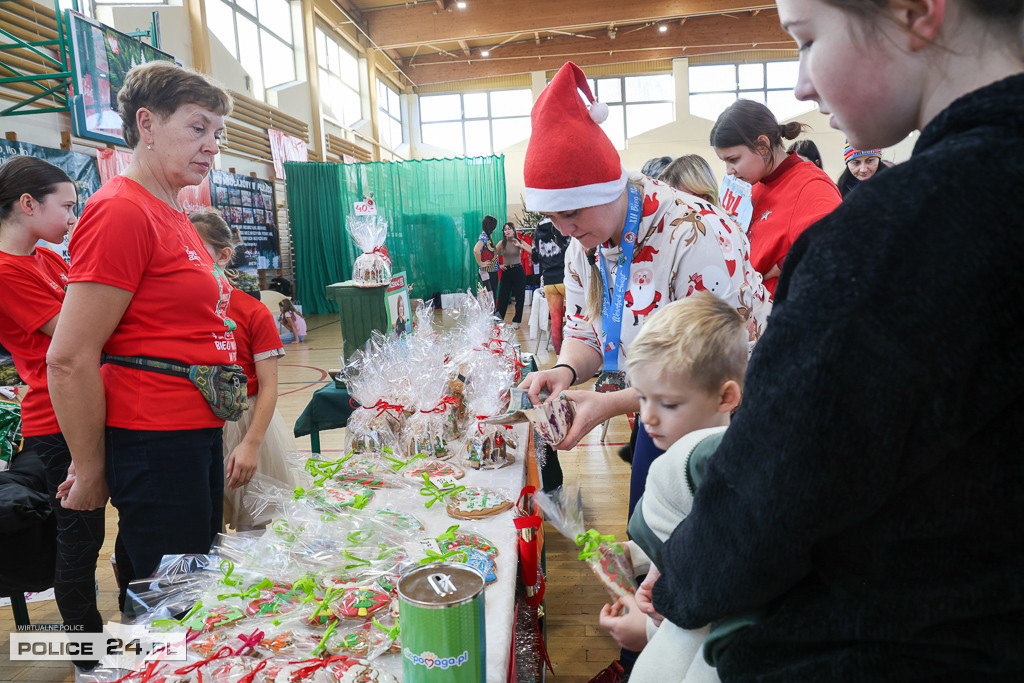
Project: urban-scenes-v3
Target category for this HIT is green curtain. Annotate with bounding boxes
[285,156,506,314]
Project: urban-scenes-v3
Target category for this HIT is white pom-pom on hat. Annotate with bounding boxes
[589,101,609,124]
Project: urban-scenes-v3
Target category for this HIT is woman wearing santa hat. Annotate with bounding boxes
[519,61,770,519]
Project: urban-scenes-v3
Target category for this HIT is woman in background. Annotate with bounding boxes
[473,215,499,299]
[787,139,824,169]
[711,100,841,297]
[836,142,886,198]
[495,221,528,329]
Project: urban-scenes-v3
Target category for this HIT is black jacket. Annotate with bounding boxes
[0,449,55,594]
[530,219,570,286]
[656,73,1024,680]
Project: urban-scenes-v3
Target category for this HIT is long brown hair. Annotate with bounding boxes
[0,156,74,223]
[583,179,643,324]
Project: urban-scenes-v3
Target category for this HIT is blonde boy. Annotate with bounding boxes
[598,292,747,682]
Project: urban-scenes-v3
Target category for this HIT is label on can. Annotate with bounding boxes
[398,563,485,682]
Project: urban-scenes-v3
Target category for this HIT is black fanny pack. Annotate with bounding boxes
[101,354,248,422]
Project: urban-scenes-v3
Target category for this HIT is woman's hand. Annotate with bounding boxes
[59,465,109,511]
[552,389,626,450]
[518,366,575,406]
[226,440,259,489]
[635,566,665,627]
[598,594,649,651]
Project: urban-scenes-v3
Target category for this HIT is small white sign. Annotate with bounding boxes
[353,198,377,216]
[718,175,754,233]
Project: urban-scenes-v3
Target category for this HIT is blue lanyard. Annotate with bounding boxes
[598,183,642,372]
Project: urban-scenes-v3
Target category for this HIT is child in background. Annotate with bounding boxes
[596,292,747,682]
[278,298,306,344]
[190,210,295,530]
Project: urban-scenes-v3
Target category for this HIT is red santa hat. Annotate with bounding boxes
[524,62,628,213]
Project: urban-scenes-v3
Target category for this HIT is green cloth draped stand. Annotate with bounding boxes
[284,156,508,314]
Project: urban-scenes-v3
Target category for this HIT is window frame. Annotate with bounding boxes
[418,88,532,157]
[687,60,814,122]
[206,0,297,101]
[316,26,363,128]
[377,79,404,150]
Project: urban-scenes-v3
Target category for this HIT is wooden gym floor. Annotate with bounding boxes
[0,304,631,682]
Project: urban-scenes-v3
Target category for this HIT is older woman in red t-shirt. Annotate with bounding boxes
[48,62,234,610]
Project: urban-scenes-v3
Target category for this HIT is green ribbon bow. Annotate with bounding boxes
[217,577,274,602]
[347,530,372,546]
[372,617,400,642]
[574,529,618,562]
[290,577,318,603]
[151,600,203,631]
[418,473,466,509]
[272,519,298,542]
[305,458,344,486]
[342,551,372,570]
[310,586,342,622]
[419,547,468,565]
[436,524,460,545]
[293,487,307,501]
[219,560,239,588]
[311,620,338,656]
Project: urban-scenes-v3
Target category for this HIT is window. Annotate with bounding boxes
[551,74,673,150]
[206,0,296,101]
[317,27,362,127]
[688,61,814,122]
[377,79,403,151]
[419,88,532,157]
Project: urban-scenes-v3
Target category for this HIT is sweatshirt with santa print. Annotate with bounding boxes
[562,173,770,365]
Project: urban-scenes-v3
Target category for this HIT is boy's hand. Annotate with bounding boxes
[598,594,648,651]
[635,566,665,627]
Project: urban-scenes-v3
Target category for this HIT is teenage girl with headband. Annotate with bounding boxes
[652,0,1024,678]
[0,156,104,674]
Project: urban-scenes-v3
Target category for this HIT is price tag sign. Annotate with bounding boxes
[353,198,377,216]
[718,174,753,233]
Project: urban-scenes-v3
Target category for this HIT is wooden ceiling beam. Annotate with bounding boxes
[404,42,793,85]
[397,11,791,66]
[365,0,776,49]
[458,39,471,56]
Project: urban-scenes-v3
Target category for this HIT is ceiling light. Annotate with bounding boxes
[658,24,668,32]
[481,50,490,56]
[456,1,466,7]
[608,29,616,39]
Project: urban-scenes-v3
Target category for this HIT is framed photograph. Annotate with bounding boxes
[386,271,411,338]
[66,11,180,146]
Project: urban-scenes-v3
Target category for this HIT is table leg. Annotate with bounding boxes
[310,430,321,454]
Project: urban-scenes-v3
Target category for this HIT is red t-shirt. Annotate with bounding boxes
[69,176,236,430]
[749,152,841,296]
[0,246,68,436]
[228,292,283,396]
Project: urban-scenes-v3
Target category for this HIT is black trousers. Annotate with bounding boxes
[26,433,105,669]
[496,264,526,323]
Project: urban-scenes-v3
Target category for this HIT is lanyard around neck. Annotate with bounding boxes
[597,183,642,372]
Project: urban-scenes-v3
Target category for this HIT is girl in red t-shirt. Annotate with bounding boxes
[711,99,841,297]
[0,155,105,669]
[190,210,294,530]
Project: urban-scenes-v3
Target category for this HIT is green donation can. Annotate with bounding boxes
[397,562,486,681]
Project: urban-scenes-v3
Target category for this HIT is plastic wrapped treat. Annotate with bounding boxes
[402,330,458,459]
[341,337,404,456]
[346,214,391,287]
[462,357,517,470]
[534,486,637,601]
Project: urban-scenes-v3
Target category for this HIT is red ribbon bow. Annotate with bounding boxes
[288,655,351,681]
[173,645,235,675]
[422,395,461,413]
[233,628,265,656]
[109,660,166,683]
[236,659,270,683]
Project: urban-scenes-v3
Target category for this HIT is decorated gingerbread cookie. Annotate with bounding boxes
[445,487,514,519]
[439,529,499,558]
[400,459,464,482]
[331,587,392,620]
[591,545,635,600]
[324,657,400,683]
[184,605,246,633]
[246,583,299,617]
[307,485,375,511]
[325,629,371,656]
[333,471,390,488]
[372,508,424,532]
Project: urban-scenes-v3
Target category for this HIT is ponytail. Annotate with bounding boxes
[584,248,604,324]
